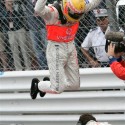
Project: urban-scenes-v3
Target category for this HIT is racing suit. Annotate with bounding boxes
[35,0,102,93]
[109,57,125,80]
[86,120,112,125]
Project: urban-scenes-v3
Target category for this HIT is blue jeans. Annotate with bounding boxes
[30,28,47,70]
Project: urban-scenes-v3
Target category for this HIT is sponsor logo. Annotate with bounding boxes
[57,28,75,41]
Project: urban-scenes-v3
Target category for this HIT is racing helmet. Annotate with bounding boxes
[62,0,86,22]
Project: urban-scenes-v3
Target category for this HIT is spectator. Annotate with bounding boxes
[77,113,111,125]
[22,0,47,70]
[107,42,125,80]
[81,9,109,67]
[2,0,31,71]
[76,0,106,68]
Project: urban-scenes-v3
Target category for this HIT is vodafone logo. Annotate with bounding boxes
[66,28,72,35]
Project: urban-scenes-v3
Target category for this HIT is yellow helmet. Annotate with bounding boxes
[62,0,86,22]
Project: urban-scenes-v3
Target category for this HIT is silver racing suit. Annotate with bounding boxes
[34,0,102,93]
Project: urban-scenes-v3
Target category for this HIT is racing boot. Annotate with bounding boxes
[30,78,39,100]
[39,77,50,97]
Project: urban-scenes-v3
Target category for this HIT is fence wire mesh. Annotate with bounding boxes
[0,0,125,71]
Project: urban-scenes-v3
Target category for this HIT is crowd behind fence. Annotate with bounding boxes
[0,0,125,71]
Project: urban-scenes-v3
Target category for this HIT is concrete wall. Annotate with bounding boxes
[0,68,125,125]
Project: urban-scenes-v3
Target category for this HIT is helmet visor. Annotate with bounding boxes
[68,7,83,20]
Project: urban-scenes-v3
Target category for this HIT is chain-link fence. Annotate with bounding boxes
[0,0,125,71]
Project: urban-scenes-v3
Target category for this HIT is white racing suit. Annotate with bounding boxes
[86,120,112,125]
[35,0,101,94]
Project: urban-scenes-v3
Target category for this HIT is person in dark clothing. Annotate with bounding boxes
[1,0,31,71]
[22,0,48,70]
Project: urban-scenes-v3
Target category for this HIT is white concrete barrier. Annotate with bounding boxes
[0,68,125,125]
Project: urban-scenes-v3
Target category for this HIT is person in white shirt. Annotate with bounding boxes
[81,9,109,67]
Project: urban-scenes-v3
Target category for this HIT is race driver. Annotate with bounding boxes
[30,0,102,99]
